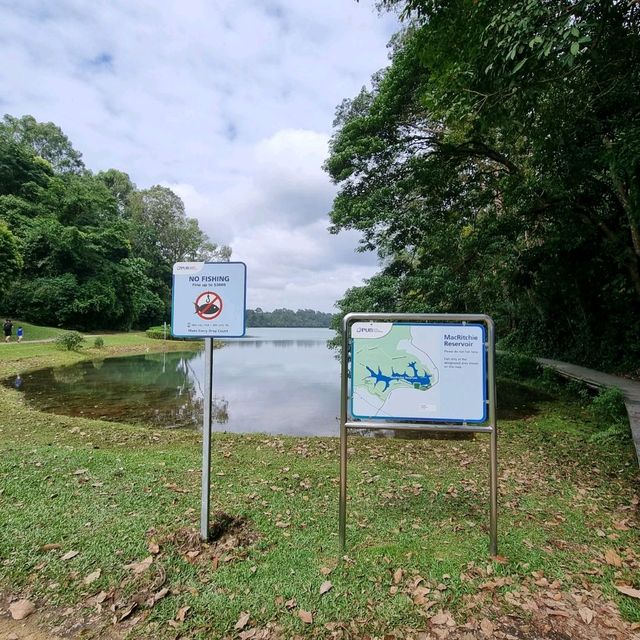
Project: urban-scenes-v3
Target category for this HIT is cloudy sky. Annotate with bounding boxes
[1,0,398,311]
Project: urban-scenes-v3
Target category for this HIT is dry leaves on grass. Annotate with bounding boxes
[235,612,250,630]
[175,606,190,622]
[604,549,623,567]
[430,610,455,627]
[320,581,333,595]
[61,550,79,561]
[298,610,313,624]
[615,584,640,599]
[124,556,153,574]
[83,569,101,585]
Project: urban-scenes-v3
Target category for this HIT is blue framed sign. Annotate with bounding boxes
[171,261,247,338]
[350,321,487,423]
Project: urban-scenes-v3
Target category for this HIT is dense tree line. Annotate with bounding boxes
[246,308,333,328]
[326,0,640,370]
[0,115,229,330]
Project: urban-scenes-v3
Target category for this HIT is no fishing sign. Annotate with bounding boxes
[171,262,247,338]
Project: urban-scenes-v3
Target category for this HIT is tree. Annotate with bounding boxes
[0,222,22,298]
[326,0,640,368]
[131,185,230,269]
[0,114,85,174]
[96,169,136,216]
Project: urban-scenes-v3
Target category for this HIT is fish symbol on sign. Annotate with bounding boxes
[194,295,219,315]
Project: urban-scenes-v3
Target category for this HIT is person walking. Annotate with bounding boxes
[16,326,23,342]
[3,319,13,343]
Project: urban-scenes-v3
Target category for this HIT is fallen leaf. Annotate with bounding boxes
[285,598,296,610]
[578,607,594,624]
[605,549,623,567]
[73,469,88,475]
[150,587,169,606]
[491,555,508,564]
[393,568,404,584]
[235,612,250,630]
[83,569,101,585]
[118,602,137,622]
[615,585,640,599]
[9,599,36,620]
[148,542,160,554]
[124,556,153,574]
[430,610,454,626]
[175,605,190,622]
[61,550,79,561]
[320,581,332,595]
[298,609,313,624]
[480,618,495,635]
[40,543,61,552]
[320,566,333,576]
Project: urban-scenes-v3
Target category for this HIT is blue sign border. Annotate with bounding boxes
[349,322,488,424]
[171,261,247,338]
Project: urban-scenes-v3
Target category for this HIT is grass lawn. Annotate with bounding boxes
[0,320,66,342]
[0,336,638,639]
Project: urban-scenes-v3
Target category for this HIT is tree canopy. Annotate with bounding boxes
[326,0,640,369]
[0,115,230,330]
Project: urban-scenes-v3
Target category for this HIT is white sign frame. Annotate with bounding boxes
[350,321,488,423]
[171,261,247,338]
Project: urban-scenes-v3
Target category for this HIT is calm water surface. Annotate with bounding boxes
[6,328,341,436]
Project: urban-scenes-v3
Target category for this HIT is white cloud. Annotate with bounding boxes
[0,0,397,310]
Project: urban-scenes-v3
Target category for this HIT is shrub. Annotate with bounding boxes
[55,331,85,351]
[146,325,187,341]
[94,336,104,348]
[590,387,627,423]
[146,325,169,340]
[496,352,541,380]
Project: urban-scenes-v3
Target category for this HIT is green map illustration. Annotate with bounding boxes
[353,325,437,401]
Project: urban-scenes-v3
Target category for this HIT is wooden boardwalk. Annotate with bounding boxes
[538,358,640,466]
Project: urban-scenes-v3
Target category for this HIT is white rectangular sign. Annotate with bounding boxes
[171,261,247,338]
[350,322,487,423]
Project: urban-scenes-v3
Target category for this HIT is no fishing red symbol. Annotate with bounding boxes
[194,291,223,320]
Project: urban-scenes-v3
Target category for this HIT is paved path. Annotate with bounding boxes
[538,357,640,466]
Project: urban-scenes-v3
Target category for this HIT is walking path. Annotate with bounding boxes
[538,357,640,466]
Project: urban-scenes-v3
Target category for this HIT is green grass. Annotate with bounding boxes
[0,338,638,638]
[1,319,66,342]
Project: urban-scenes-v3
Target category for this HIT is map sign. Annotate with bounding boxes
[350,322,487,423]
[172,262,246,338]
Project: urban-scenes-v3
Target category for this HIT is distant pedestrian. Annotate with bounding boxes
[17,326,23,342]
[3,319,12,343]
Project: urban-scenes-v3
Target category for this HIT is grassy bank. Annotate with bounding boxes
[0,337,638,639]
[0,319,66,342]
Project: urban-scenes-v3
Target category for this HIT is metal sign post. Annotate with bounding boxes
[172,261,247,541]
[339,313,498,556]
[200,337,214,540]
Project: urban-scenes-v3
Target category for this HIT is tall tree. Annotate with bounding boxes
[326,0,640,368]
[0,114,85,174]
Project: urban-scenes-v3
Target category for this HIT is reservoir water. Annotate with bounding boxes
[6,328,340,436]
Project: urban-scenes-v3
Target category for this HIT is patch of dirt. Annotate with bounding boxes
[0,609,122,640]
[160,513,260,567]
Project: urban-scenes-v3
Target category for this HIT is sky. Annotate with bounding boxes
[0,0,399,312]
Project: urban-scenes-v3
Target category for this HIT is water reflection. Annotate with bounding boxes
[4,328,341,436]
